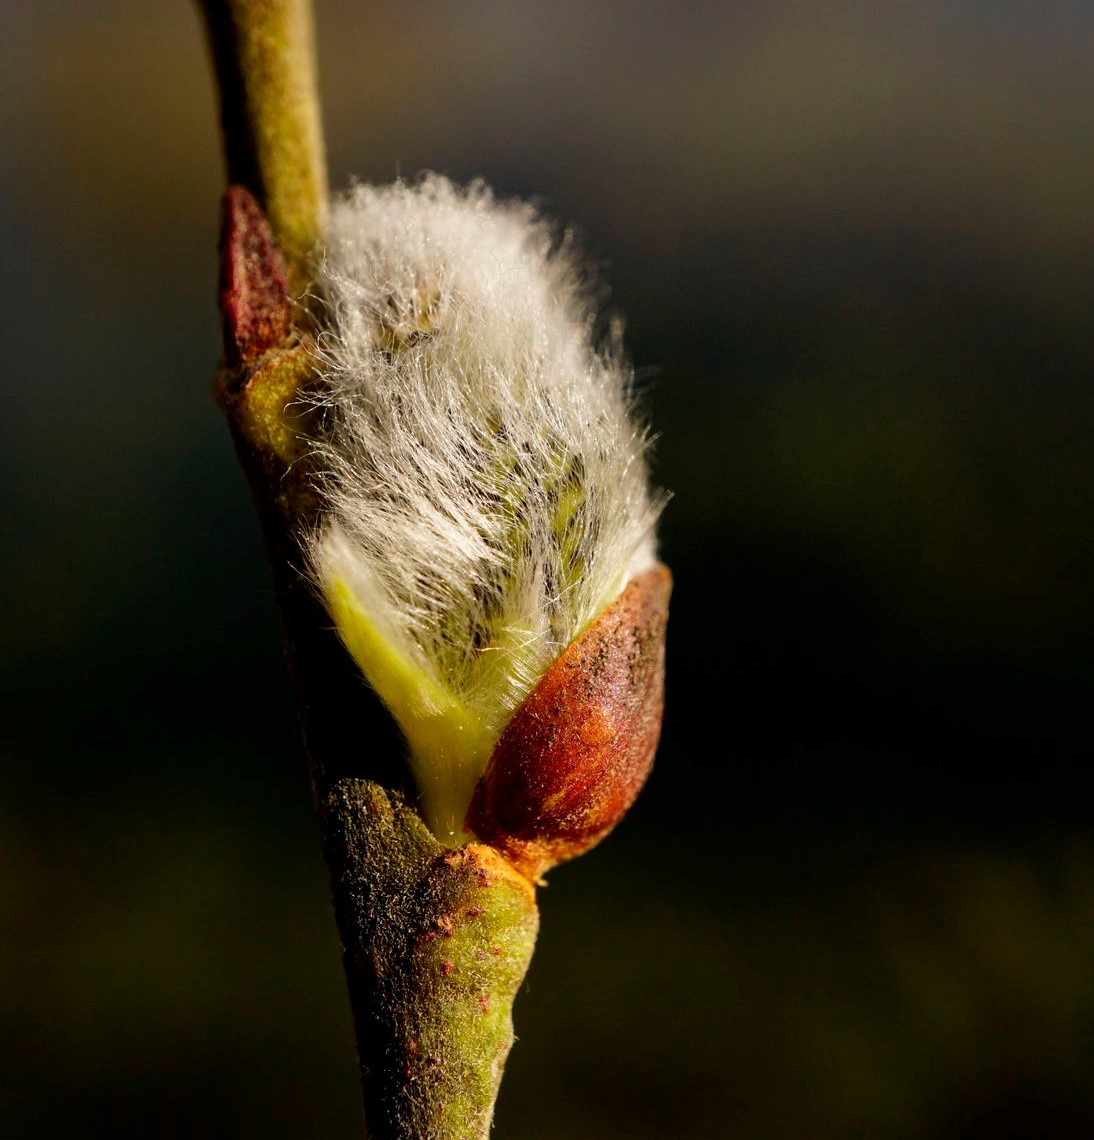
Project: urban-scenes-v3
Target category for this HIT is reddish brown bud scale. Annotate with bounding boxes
[466,564,671,880]
[219,185,293,366]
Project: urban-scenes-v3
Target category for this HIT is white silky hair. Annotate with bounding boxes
[308,174,659,739]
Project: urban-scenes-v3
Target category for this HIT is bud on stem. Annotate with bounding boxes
[309,176,665,851]
[203,14,670,1126]
[468,563,671,880]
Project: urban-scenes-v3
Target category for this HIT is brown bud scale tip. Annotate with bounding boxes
[219,184,293,366]
[466,563,671,880]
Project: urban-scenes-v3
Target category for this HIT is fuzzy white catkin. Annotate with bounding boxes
[308,175,660,841]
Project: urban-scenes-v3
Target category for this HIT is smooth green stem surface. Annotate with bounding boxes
[199,0,327,293]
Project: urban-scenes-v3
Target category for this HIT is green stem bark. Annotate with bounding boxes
[198,0,327,294]
[324,781,537,1138]
[197,3,540,1136]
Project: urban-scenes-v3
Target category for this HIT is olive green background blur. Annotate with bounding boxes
[4,2,1094,1136]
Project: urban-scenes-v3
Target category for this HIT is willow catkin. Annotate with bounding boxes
[307,175,660,843]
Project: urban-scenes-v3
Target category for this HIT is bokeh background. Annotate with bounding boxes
[4,1,1094,1136]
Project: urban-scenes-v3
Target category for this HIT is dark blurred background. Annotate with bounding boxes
[4,1,1094,1136]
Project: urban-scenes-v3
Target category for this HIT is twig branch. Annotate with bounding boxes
[198,0,327,294]
[197,5,541,1137]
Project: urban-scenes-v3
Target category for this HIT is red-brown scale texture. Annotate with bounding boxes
[219,184,292,365]
[466,563,671,880]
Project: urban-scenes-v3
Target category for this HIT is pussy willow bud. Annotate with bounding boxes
[308,175,668,867]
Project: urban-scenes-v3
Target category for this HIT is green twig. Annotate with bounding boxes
[198,0,327,294]
[197,3,540,1137]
